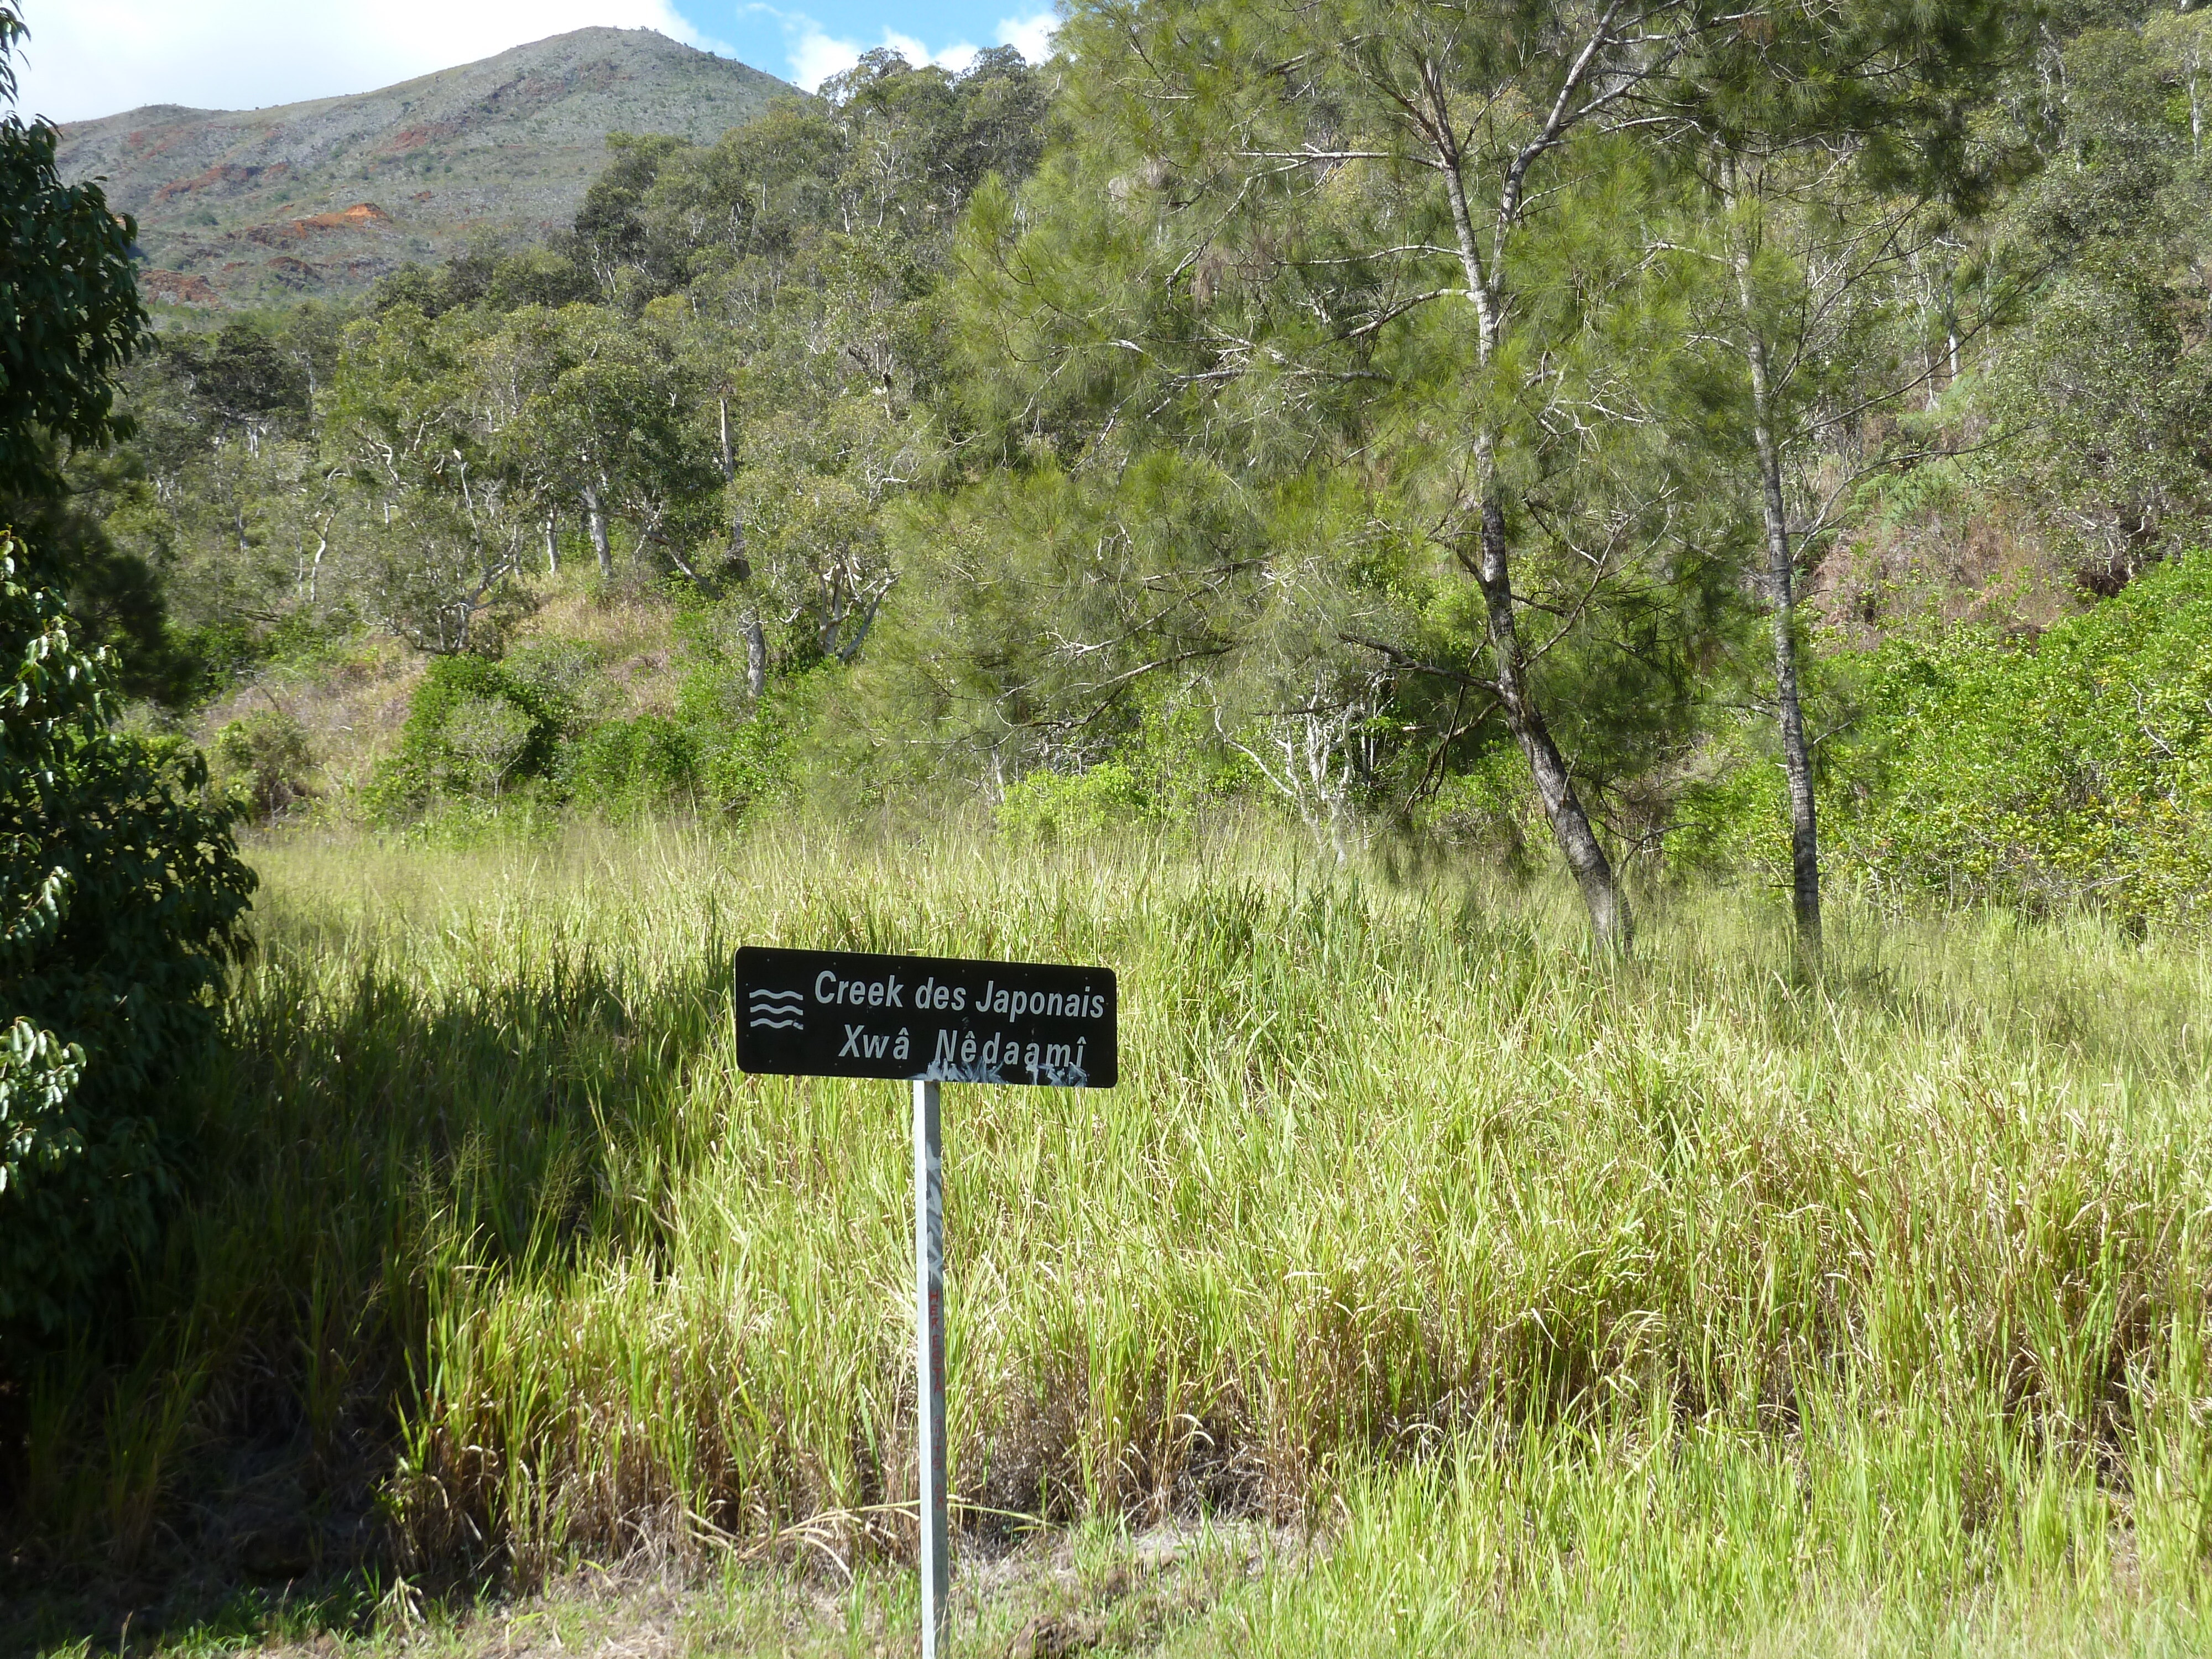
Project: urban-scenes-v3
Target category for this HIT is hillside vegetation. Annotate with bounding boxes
[51,0,2212,945]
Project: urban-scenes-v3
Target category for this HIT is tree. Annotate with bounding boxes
[1665,0,2018,956]
[0,11,142,502]
[325,302,544,651]
[0,3,191,697]
[1985,16,2212,592]
[2,545,257,1328]
[0,7,257,1330]
[499,304,719,585]
[562,53,1044,683]
[954,0,1820,945]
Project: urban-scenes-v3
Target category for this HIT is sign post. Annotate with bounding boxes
[914,1078,947,1655]
[736,946,1119,1656]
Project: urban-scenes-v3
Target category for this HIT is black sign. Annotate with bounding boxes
[736,946,1118,1088]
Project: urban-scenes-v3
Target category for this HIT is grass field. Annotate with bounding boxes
[10,820,2212,1655]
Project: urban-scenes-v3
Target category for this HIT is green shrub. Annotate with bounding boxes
[1,544,255,1331]
[993,699,1260,846]
[1411,747,1539,868]
[680,660,817,817]
[564,714,702,815]
[502,638,610,720]
[441,694,536,793]
[998,760,1156,843]
[368,654,566,819]
[209,707,314,818]
[1678,552,2212,930]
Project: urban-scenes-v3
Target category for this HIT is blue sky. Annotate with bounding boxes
[17,0,1060,124]
[707,1,1057,90]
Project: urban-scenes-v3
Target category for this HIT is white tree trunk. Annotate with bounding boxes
[1729,179,1822,956]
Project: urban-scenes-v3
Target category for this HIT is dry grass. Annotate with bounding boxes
[195,633,424,798]
[509,584,687,721]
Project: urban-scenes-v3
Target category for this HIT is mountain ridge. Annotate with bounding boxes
[58,28,796,309]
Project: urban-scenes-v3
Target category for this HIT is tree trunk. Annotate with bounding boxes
[744,615,767,698]
[1433,100,1630,951]
[1732,223,1822,957]
[544,512,559,575]
[1474,488,1632,950]
[581,485,612,580]
[723,483,765,697]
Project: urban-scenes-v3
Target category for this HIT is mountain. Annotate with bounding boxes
[57,28,794,309]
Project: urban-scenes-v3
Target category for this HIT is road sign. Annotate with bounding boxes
[733,944,1120,1657]
[735,945,1118,1088]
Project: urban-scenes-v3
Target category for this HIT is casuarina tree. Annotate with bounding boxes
[973,0,1794,948]
[1664,0,2018,958]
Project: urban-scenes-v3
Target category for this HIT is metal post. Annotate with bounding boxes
[914,1079,948,1656]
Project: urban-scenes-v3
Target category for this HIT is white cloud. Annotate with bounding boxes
[995,9,1057,67]
[781,6,1057,97]
[787,27,869,92]
[890,32,984,74]
[17,0,722,124]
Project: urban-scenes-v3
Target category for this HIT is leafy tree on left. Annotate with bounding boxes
[0,9,191,699]
[0,5,256,1332]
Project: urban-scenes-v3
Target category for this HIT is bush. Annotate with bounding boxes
[442,694,536,793]
[677,659,817,818]
[368,654,566,818]
[1410,747,1538,868]
[564,714,702,815]
[502,638,611,720]
[1,542,256,1331]
[1677,552,2212,931]
[998,760,1156,843]
[209,707,315,818]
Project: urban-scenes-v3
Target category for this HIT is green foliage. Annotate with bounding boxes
[1411,747,1542,869]
[0,10,258,1338]
[1983,15,2212,588]
[997,760,1155,844]
[3,454,194,704]
[368,624,818,825]
[562,714,702,815]
[932,1,1770,873]
[1834,554,2212,928]
[48,0,2212,952]
[1680,554,2212,931]
[677,657,818,817]
[369,654,567,816]
[0,8,146,500]
[59,305,356,701]
[0,543,255,1331]
[208,707,314,819]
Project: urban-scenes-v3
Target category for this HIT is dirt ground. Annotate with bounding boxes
[4,1520,1300,1658]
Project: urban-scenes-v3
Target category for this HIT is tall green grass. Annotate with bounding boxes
[16,822,2212,1646]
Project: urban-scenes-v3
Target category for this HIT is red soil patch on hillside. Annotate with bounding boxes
[153,160,290,203]
[138,269,221,306]
[243,202,394,247]
[313,201,392,229]
[385,120,468,153]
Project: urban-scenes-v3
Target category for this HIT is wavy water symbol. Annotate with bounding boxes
[748,987,805,1030]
